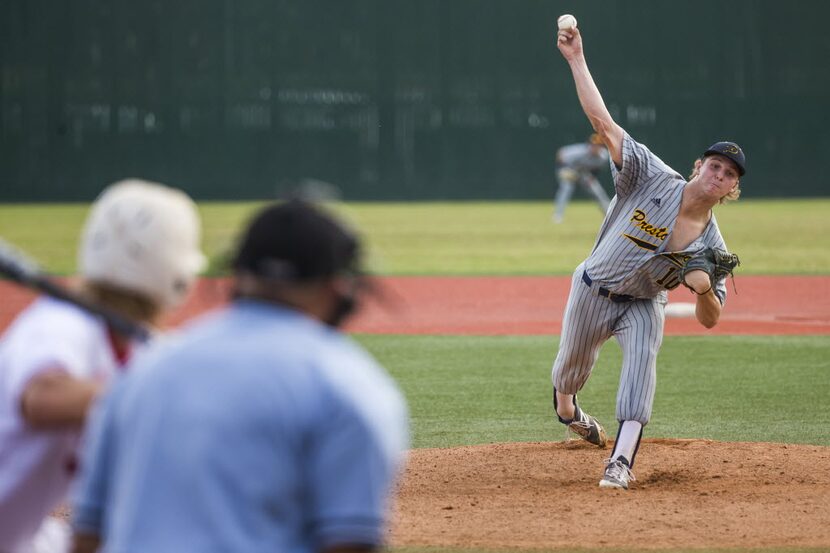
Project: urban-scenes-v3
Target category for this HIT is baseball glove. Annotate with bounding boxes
[679,247,740,293]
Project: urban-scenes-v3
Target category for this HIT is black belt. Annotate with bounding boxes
[581,270,636,303]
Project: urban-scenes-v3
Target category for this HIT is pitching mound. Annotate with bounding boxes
[390,439,830,550]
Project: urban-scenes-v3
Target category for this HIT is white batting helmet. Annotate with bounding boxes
[79,179,206,308]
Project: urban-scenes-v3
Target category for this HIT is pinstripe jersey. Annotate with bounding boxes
[584,132,729,303]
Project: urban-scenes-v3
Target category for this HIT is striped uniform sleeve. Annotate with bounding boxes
[611,131,681,199]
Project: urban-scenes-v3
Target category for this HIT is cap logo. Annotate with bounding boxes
[722,144,740,155]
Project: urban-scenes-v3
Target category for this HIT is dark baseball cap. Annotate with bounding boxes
[233,199,363,281]
[703,141,746,176]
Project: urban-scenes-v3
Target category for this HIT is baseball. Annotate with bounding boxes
[558,14,577,31]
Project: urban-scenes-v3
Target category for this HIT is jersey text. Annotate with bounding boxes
[630,209,669,240]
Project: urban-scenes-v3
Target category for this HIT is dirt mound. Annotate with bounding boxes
[390,439,830,550]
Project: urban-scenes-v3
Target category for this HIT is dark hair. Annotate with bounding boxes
[233,200,362,282]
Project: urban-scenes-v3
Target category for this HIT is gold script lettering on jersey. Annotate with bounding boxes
[629,209,668,240]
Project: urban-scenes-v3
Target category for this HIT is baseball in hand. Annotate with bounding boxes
[557,14,577,31]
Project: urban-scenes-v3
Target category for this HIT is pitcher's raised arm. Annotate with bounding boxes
[557,25,623,168]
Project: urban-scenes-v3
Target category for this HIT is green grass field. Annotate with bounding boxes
[358,334,830,449]
[2,198,829,450]
[1,198,829,275]
[2,199,829,553]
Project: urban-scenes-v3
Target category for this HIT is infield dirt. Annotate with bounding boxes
[2,275,829,336]
[390,439,830,550]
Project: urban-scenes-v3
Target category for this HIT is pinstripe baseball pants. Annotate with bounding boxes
[551,263,666,425]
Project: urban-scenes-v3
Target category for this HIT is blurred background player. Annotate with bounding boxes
[70,199,409,553]
[0,179,204,553]
[552,133,611,223]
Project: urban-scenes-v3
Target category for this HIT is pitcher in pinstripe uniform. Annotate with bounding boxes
[552,21,745,489]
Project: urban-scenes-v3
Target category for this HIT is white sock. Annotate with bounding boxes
[613,420,643,465]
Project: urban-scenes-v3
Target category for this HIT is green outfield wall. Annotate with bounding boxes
[1,0,826,201]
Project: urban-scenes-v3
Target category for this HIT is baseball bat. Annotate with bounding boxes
[0,239,151,342]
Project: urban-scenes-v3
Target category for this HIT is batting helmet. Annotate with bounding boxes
[79,179,206,308]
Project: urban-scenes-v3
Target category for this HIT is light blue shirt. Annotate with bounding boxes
[72,300,409,553]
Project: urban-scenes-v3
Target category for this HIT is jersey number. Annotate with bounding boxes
[655,267,681,290]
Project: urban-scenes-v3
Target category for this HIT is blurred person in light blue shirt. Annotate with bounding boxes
[69,199,409,553]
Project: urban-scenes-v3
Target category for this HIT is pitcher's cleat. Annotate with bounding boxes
[599,457,635,490]
[566,405,607,448]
